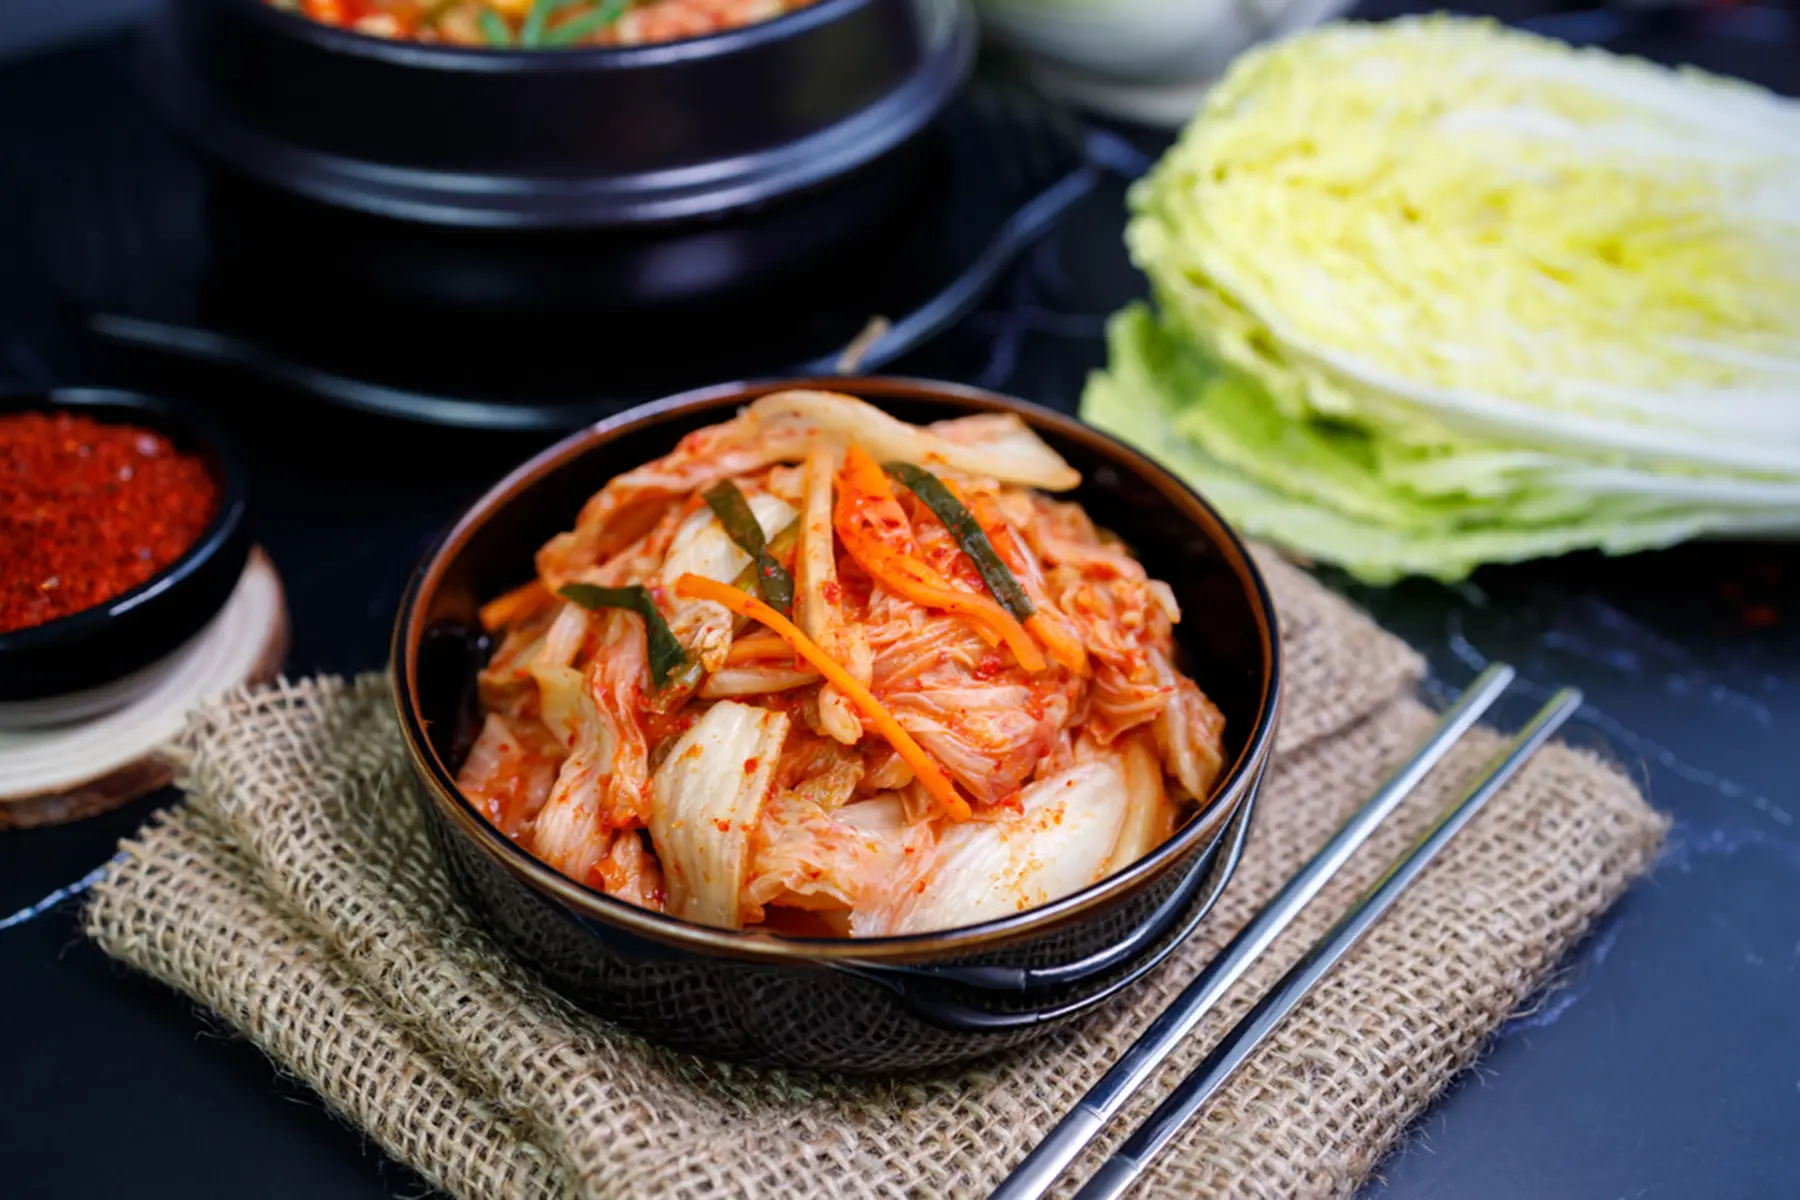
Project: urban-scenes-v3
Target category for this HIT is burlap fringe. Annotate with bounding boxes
[85,552,1667,1198]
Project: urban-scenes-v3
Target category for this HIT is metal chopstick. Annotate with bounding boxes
[1070,686,1584,1200]
[988,662,1518,1200]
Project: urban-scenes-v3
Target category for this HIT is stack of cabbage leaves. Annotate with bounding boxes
[1084,17,1800,583]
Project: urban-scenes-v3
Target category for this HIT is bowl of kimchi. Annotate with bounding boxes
[393,378,1280,1070]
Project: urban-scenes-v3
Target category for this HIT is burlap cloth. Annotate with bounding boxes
[84,550,1666,1198]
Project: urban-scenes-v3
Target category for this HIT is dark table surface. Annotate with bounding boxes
[3,4,1797,1198]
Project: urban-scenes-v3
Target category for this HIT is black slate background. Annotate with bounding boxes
[2,5,1797,1198]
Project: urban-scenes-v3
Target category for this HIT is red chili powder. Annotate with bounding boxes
[0,411,219,634]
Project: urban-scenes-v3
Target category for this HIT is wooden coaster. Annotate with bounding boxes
[0,548,289,829]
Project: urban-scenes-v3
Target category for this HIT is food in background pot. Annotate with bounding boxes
[269,0,821,47]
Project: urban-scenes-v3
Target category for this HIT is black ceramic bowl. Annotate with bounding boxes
[144,0,973,227]
[138,0,976,318]
[392,378,1281,1070]
[0,388,250,708]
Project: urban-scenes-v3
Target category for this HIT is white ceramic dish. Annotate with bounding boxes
[975,0,1352,126]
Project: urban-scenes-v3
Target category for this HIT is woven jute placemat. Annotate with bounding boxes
[84,551,1667,1199]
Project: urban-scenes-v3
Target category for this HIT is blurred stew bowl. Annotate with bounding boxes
[391,377,1281,1071]
[138,0,976,316]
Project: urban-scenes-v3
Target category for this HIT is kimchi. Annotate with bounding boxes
[458,390,1227,936]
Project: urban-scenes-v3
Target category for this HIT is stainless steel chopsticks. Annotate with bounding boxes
[988,661,1519,1200]
[1069,686,1584,1200]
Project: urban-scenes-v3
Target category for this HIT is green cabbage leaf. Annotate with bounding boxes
[1083,16,1800,582]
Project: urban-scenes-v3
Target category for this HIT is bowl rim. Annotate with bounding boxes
[0,387,249,656]
[391,376,1281,964]
[213,0,890,71]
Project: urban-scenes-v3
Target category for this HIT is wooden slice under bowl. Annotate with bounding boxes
[0,548,289,829]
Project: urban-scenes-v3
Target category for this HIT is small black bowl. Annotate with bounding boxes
[392,377,1282,1070]
[0,388,250,706]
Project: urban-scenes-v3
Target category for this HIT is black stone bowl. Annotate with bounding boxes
[391,378,1281,1071]
[0,388,250,708]
[137,0,976,318]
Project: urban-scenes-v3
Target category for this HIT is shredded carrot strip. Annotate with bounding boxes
[1026,612,1089,675]
[966,492,1089,676]
[675,573,974,822]
[724,632,795,666]
[479,579,553,633]
[834,446,1046,673]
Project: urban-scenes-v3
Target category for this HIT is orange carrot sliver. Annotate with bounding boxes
[901,568,1045,672]
[835,445,1046,673]
[675,572,973,822]
[724,632,794,666]
[963,490,1086,676]
[479,579,553,633]
[1026,611,1089,676]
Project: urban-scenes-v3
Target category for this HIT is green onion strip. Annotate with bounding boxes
[542,0,633,45]
[520,0,578,46]
[703,480,795,617]
[557,583,687,686]
[643,520,799,709]
[476,8,514,44]
[884,461,1035,622]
